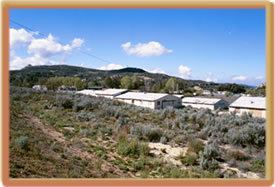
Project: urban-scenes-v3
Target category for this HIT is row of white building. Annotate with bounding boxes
[76,88,266,118]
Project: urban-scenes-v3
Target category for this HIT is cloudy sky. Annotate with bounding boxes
[10,9,265,86]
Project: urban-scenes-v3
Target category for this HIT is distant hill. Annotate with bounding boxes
[109,67,146,74]
[10,65,251,93]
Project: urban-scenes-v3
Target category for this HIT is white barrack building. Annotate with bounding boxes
[229,96,266,118]
[115,92,182,109]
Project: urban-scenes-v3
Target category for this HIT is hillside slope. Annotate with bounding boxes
[10,87,265,178]
[10,65,219,89]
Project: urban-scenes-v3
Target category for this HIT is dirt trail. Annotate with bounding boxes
[26,115,132,177]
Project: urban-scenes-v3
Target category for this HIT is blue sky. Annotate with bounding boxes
[10,8,265,86]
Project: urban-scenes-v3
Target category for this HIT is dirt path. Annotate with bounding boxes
[26,115,132,177]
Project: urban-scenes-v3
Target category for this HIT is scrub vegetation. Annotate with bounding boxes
[10,87,265,178]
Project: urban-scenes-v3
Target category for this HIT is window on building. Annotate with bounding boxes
[157,101,160,105]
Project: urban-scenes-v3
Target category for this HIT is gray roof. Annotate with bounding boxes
[173,94,184,98]
[229,96,265,109]
[94,89,128,96]
[182,97,222,105]
[76,89,96,96]
[76,89,128,96]
[116,92,170,101]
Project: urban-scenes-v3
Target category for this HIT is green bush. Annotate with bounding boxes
[199,143,220,171]
[56,95,73,109]
[180,152,198,166]
[117,135,149,158]
[250,159,265,173]
[188,138,205,154]
[132,156,148,171]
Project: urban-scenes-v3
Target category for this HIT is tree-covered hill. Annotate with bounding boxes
[10,65,252,95]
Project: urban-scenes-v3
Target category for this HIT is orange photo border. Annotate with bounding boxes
[1,0,274,186]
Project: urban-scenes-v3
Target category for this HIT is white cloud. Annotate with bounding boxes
[178,65,191,78]
[99,63,125,70]
[28,34,84,58]
[206,78,216,82]
[10,28,35,48]
[146,68,166,74]
[9,28,84,70]
[10,54,55,70]
[121,41,172,57]
[255,76,264,80]
[232,75,247,81]
[205,72,218,82]
[71,38,84,48]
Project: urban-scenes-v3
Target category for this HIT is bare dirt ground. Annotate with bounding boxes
[148,142,260,179]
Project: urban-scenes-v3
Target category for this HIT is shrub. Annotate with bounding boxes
[130,124,163,142]
[180,152,198,166]
[142,126,163,142]
[76,111,95,122]
[132,156,148,171]
[79,128,96,137]
[226,129,244,146]
[239,123,265,148]
[162,165,190,178]
[173,133,188,145]
[188,138,205,154]
[226,150,249,161]
[56,95,73,109]
[15,136,29,151]
[117,135,149,158]
[250,159,265,173]
[160,136,168,144]
[115,117,129,130]
[237,161,251,172]
[73,95,96,111]
[130,125,143,139]
[199,143,220,171]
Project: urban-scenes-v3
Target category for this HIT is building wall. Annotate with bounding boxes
[97,95,114,99]
[160,95,182,109]
[229,107,266,118]
[116,99,155,109]
[182,103,215,110]
[214,100,229,110]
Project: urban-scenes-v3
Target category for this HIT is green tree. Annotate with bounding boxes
[88,80,100,88]
[73,77,87,90]
[131,75,144,89]
[104,77,114,88]
[45,77,87,90]
[120,76,133,89]
[103,77,120,88]
[164,78,177,93]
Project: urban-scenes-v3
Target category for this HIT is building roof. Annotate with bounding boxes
[229,96,265,109]
[116,92,170,101]
[95,89,128,96]
[182,97,221,105]
[76,89,96,96]
[173,94,184,98]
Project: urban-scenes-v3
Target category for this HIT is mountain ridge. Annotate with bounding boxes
[10,65,251,93]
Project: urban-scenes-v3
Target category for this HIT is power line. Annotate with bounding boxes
[10,19,116,64]
[10,19,47,37]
